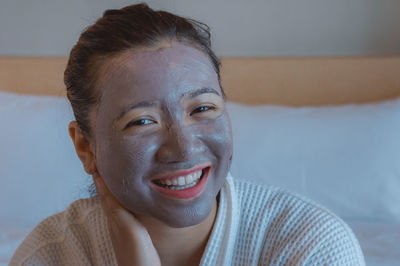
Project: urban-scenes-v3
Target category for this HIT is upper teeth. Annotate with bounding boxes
[157,170,202,186]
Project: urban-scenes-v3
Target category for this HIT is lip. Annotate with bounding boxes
[151,163,212,181]
[150,166,211,199]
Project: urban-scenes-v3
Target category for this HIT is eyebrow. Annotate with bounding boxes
[186,87,220,99]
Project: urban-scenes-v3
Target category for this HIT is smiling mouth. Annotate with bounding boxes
[152,168,206,190]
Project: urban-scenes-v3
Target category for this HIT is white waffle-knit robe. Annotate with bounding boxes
[11,174,365,265]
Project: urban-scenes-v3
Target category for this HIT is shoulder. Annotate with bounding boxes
[230,177,365,265]
[10,197,110,265]
[232,177,331,220]
[233,177,338,219]
[26,196,102,243]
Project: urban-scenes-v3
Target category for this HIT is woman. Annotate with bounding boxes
[11,3,365,266]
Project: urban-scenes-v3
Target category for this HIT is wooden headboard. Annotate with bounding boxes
[1,56,400,105]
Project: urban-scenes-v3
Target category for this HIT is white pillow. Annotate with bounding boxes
[1,91,399,227]
[227,99,400,223]
[0,92,89,227]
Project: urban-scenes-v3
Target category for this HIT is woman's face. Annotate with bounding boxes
[92,42,233,228]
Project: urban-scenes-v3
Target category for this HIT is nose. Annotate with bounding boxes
[155,123,203,163]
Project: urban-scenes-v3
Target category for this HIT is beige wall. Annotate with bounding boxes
[0,0,399,57]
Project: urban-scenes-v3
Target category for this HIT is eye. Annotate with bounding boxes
[125,118,156,129]
[190,105,216,116]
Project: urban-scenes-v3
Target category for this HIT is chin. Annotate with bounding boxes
[156,187,219,228]
[160,203,215,228]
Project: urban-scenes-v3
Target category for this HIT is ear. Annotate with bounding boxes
[68,121,97,175]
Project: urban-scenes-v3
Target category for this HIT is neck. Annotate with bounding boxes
[136,199,217,266]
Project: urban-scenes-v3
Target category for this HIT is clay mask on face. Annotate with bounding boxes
[93,43,233,228]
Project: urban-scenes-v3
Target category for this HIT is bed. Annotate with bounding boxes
[1,56,400,265]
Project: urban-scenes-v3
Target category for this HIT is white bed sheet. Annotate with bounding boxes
[1,221,399,265]
[347,221,400,266]
[0,222,32,266]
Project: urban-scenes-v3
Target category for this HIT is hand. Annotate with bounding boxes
[93,174,161,266]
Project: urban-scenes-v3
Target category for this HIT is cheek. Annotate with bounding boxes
[95,132,158,199]
[201,112,233,169]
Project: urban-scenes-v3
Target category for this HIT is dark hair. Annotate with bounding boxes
[64,3,223,139]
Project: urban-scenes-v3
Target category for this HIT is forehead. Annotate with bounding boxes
[97,43,219,102]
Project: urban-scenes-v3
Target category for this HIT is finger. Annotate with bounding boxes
[93,176,122,213]
[93,175,142,230]
[93,176,115,204]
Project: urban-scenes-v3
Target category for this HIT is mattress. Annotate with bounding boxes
[0,222,31,266]
[348,221,400,266]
